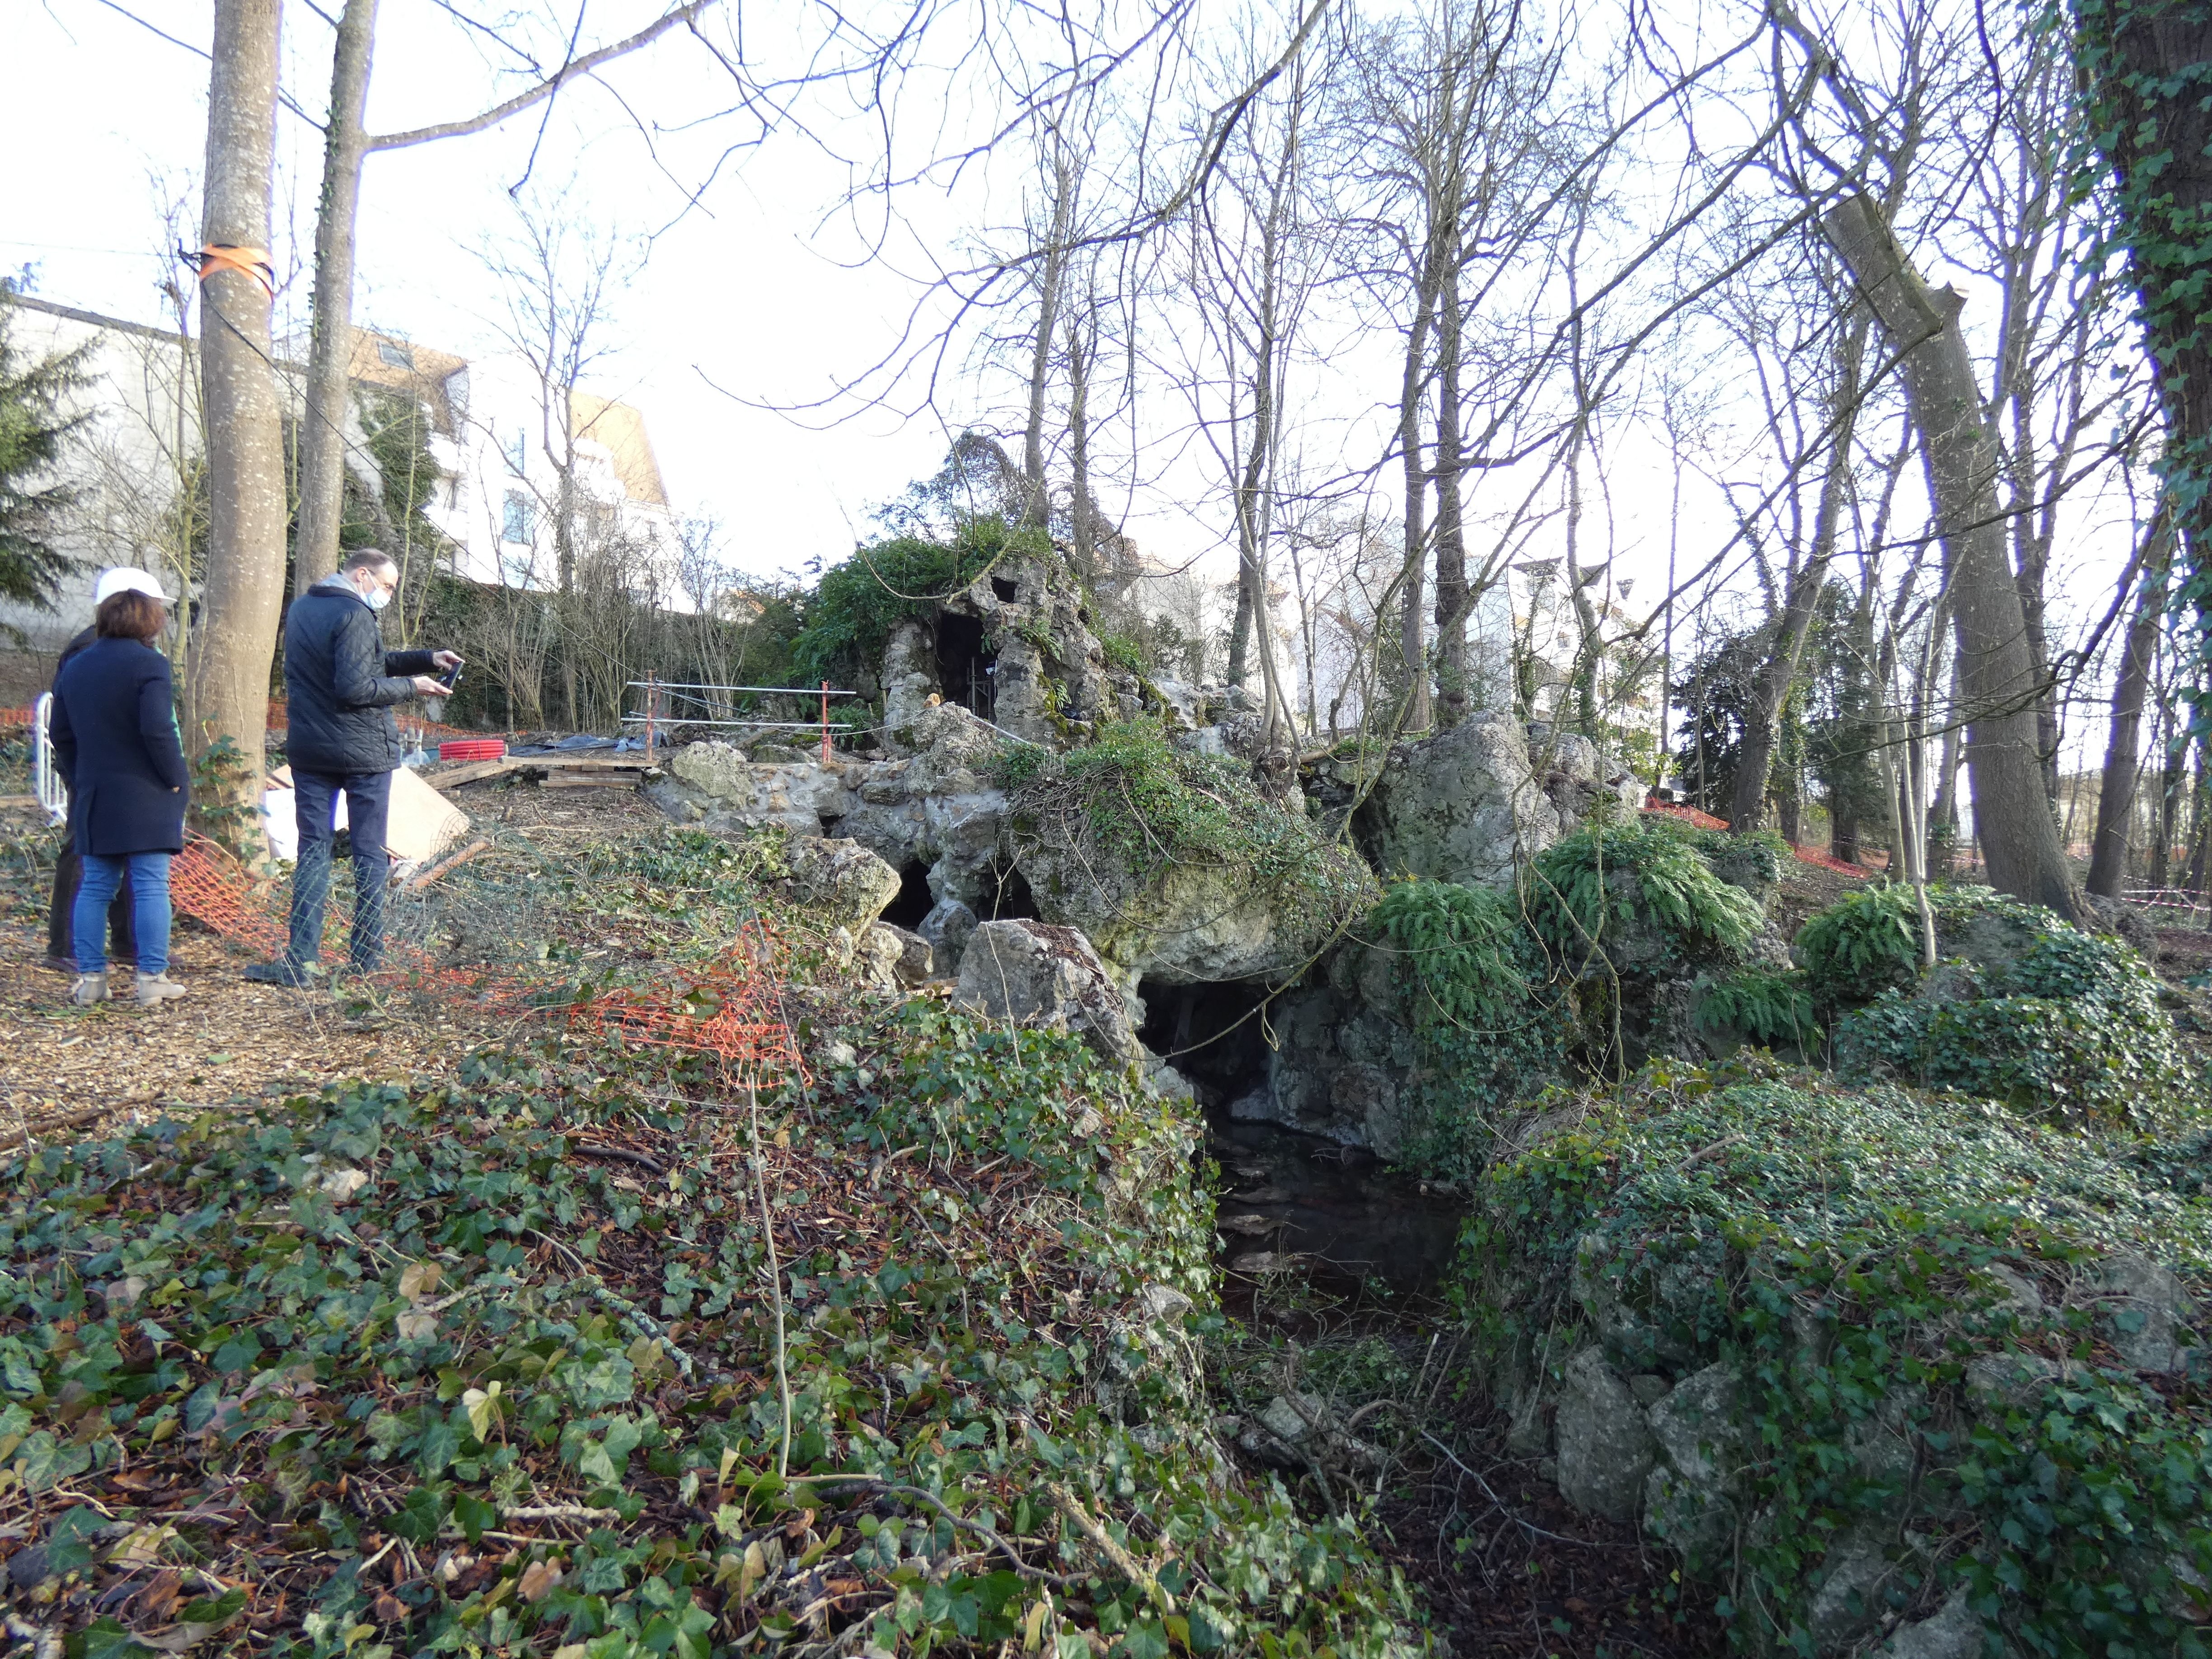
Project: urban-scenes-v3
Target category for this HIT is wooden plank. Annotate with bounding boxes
[425,757,526,788]
[542,769,642,789]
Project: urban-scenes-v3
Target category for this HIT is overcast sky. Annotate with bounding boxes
[2,0,2156,777]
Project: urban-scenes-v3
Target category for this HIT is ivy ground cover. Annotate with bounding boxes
[0,998,1420,1659]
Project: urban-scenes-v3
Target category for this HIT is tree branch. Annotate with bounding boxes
[365,1,717,153]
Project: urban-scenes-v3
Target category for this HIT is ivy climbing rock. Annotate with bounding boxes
[1459,1060,2212,1654]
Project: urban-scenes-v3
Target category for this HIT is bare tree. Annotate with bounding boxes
[189,0,287,824]
[292,1,714,597]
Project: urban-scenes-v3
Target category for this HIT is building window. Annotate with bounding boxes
[502,490,534,545]
[377,338,415,370]
[504,427,527,473]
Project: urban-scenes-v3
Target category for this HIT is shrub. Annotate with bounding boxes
[1834,919,2186,1129]
[790,518,1044,684]
[1795,882,1922,1007]
[1524,818,1764,977]
[1368,880,1575,1178]
[1461,1061,2212,1656]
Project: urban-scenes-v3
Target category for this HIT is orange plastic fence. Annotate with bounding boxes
[169,837,805,1082]
[1642,803,1868,880]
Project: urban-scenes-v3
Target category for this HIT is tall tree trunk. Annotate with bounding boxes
[1728,314,1867,834]
[1431,269,1468,726]
[2087,516,2173,896]
[190,0,287,817]
[1823,194,2081,919]
[1396,285,1434,730]
[1928,650,1963,875]
[1020,152,1073,531]
[294,0,377,597]
[1065,301,1094,586]
[2076,0,2212,600]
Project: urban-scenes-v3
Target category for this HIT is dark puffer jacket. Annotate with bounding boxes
[50,637,190,855]
[282,575,436,775]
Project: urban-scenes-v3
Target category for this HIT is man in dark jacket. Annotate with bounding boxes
[245,549,460,985]
[40,567,152,972]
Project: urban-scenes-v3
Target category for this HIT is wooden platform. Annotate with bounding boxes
[426,755,659,790]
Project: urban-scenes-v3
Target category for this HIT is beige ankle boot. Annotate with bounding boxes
[135,972,187,1008]
[71,972,108,1006]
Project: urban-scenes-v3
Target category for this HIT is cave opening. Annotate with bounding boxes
[881,861,935,930]
[935,611,997,721]
[1136,977,1272,1108]
[978,860,1038,922]
[990,575,1020,603]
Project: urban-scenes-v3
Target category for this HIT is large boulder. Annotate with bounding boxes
[785,837,901,931]
[954,920,1143,1065]
[649,743,858,835]
[1553,1347,1657,1523]
[1354,712,1559,888]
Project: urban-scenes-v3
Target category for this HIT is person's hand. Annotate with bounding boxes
[411,675,450,697]
[431,650,463,672]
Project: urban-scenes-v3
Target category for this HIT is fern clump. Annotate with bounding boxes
[1795,882,1924,1007]
[1368,880,1574,1178]
[1524,819,1763,977]
[1696,966,1819,1053]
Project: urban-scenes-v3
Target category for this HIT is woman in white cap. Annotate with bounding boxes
[39,566,148,971]
[48,567,191,1008]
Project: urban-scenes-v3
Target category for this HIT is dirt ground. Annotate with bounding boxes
[0,773,665,1144]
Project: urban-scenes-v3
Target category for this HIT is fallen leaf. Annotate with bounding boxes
[518,1559,563,1603]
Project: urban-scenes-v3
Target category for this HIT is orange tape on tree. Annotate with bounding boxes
[194,244,276,299]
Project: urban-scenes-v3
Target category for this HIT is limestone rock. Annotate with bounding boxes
[1963,1350,2086,1409]
[651,743,857,835]
[877,923,934,988]
[1807,1528,1899,1650]
[1874,1588,1987,1659]
[1355,711,1556,888]
[847,923,905,990]
[880,618,941,746]
[1643,1362,1745,1556]
[2095,1253,2196,1374]
[1237,1393,1384,1472]
[787,838,902,931]
[954,920,1143,1065]
[830,703,1012,911]
[1553,1348,1657,1523]
[917,899,977,977]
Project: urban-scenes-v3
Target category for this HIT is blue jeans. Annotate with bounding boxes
[74,853,171,976]
[288,769,393,972]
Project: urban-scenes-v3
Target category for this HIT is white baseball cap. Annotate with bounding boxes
[94,567,173,604]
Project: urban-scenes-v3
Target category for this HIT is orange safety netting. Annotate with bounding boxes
[566,924,806,1091]
[1643,803,1868,879]
[169,836,805,1083]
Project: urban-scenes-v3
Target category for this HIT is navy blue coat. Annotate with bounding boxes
[282,575,436,775]
[50,637,190,857]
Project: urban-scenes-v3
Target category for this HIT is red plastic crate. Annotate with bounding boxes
[440,739,506,763]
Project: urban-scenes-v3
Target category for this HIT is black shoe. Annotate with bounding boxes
[39,954,75,975]
[244,961,321,988]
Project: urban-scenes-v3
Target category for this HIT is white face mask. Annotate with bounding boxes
[364,586,392,612]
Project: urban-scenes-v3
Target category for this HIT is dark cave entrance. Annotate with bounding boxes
[881,861,936,930]
[1136,977,1273,1108]
[936,611,997,722]
[978,860,1038,922]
